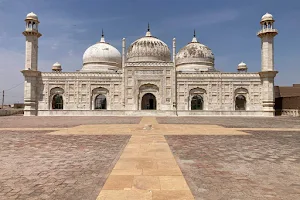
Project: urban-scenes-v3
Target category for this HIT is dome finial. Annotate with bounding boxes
[100,29,105,43]
[192,29,198,43]
[145,23,152,37]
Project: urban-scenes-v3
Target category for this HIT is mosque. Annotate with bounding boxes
[21,12,278,116]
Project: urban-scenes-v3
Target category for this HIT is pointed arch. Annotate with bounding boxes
[49,87,64,110]
[141,93,156,110]
[189,87,206,111]
[191,95,203,110]
[95,94,107,110]
[234,87,248,111]
[52,94,63,109]
[235,95,246,110]
[91,87,109,110]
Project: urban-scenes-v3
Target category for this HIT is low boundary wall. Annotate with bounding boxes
[0,109,24,116]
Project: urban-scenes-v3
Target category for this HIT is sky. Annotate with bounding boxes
[0,0,299,104]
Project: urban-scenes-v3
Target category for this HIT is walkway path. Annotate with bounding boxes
[97,117,193,200]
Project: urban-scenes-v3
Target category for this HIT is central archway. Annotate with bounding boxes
[141,93,157,110]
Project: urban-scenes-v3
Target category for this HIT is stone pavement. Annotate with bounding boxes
[96,117,194,200]
[0,131,130,200]
[166,131,300,200]
[0,116,299,199]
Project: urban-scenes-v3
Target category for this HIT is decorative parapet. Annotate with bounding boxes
[41,72,123,78]
[125,62,173,67]
[279,109,300,117]
[177,72,260,78]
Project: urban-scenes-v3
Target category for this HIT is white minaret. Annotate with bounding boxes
[23,12,41,71]
[21,12,42,116]
[257,13,278,117]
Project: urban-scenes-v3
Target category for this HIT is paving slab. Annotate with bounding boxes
[0,130,130,200]
[165,131,300,200]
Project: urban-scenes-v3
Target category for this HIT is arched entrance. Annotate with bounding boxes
[52,94,63,110]
[141,93,156,110]
[191,95,203,110]
[95,94,107,110]
[235,95,246,110]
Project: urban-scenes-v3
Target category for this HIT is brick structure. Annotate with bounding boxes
[275,84,300,116]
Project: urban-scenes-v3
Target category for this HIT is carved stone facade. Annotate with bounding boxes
[21,12,278,116]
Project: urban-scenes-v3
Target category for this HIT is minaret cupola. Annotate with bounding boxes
[257,13,278,38]
[24,12,41,36]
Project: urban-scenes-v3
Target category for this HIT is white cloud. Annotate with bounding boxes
[68,50,73,56]
[51,42,58,50]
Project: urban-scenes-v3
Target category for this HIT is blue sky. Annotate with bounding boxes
[0,0,299,104]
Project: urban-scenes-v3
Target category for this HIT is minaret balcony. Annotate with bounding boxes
[257,28,278,36]
[23,30,42,37]
[25,28,38,32]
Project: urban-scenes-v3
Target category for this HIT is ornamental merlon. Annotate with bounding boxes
[41,72,123,78]
[125,62,174,67]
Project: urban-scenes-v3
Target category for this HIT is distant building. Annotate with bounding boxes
[21,12,278,117]
[275,84,300,117]
[12,103,25,109]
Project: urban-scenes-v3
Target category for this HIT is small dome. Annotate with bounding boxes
[237,62,247,71]
[52,62,62,72]
[261,13,274,21]
[126,26,171,62]
[176,32,215,72]
[238,62,247,67]
[82,34,121,72]
[53,62,61,67]
[26,12,38,20]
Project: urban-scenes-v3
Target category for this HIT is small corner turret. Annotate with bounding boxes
[52,62,62,72]
[237,62,247,73]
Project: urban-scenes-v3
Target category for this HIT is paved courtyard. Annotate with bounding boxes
[0,130,130,200]
[0,116,299,200]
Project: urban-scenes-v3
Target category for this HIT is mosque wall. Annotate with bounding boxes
[37,72,123,111]
[35,70,263,116]
[176,72,263,111]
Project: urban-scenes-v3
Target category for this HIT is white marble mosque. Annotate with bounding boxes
[21,12,278,116]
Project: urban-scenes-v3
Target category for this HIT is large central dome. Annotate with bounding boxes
[127,27,171,62]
